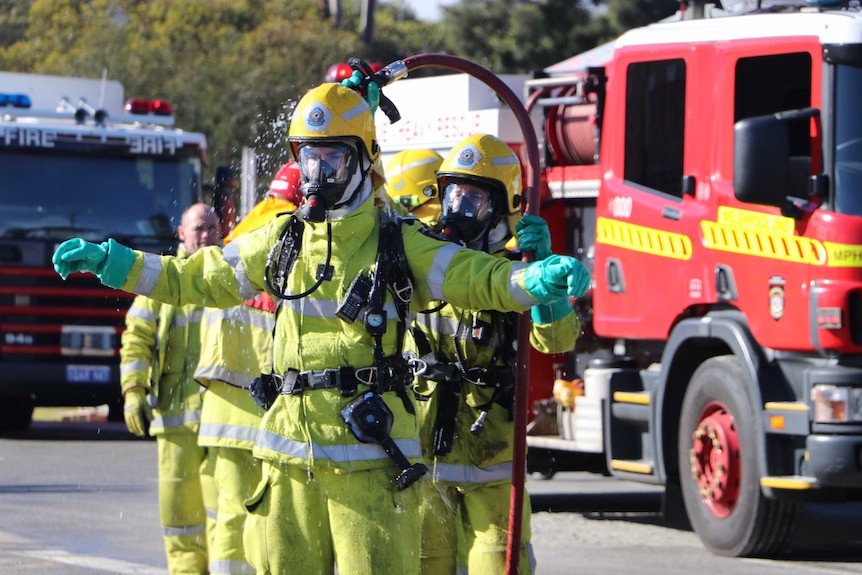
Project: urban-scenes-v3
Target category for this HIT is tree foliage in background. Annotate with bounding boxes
[0,0,666,188]
[438,0,677,73]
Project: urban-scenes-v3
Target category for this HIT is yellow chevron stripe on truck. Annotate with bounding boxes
[598,207,862,267]
[701,206,827,264]
[700,220,827,264]
[596,217,692,260]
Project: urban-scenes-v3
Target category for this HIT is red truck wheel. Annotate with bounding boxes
[689,399,741,519]
[677,355,798,557]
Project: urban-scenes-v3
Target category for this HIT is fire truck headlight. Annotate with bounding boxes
[811,385,862,423]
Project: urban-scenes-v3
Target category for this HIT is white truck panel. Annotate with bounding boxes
[0,71,125,114]
[376,73,540,163]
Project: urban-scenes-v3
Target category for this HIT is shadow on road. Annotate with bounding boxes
[0,420,148,441]
[532,489,862,561]
[531,490,661,514]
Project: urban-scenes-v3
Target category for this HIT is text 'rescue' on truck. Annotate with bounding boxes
[375,0,862,560]
[0,72,208,431]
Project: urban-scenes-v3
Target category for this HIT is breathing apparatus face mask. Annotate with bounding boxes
[439,181,496,245]
[297,142,362,222]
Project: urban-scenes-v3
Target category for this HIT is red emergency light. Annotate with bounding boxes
[325,62,384,83]
[124,98,173,116]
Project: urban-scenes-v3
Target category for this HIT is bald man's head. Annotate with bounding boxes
[178,203,221,254]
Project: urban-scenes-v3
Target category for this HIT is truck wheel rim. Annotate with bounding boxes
[689,401,741,519]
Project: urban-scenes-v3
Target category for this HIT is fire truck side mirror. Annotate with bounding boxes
[733,107,820,210]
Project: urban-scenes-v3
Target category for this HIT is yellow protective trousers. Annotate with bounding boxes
[157,431,209,575]
[419,481,535,575]
[208,446,261,575]
[243,461,421,575]
[200,446,218,555]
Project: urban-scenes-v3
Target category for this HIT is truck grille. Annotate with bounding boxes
[0,266,133,360]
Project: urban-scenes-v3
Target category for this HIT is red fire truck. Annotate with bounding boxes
[520,0,862,558]
[377,0,862,559]
[0,72,211,431]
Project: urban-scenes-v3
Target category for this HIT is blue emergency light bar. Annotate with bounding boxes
[0,93,32,108]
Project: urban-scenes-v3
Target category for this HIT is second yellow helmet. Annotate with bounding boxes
[437,134,522,235]
[384,149,444,225]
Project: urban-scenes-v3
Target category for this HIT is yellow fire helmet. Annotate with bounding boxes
[384,149,444,225]
[437,133,522,235]
[288,83,383,187]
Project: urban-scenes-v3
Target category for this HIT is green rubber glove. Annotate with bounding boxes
[521,254,591,304]
[515,214,551,260]
[365,82,380,116]
[53,238,135,289]
[341,70,380,115]
[531,297,574,324]
[341,69,363,89]
[123,387,151,438]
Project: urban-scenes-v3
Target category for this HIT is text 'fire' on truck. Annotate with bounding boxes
[0,71,212,431]
[377,0,862,560]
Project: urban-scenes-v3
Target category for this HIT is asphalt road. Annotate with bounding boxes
[1,415,861,574]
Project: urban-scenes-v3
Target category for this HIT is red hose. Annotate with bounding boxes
[401,54,540,574]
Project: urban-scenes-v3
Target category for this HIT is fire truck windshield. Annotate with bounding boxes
[0,151,200,243]
[833,63,862,217]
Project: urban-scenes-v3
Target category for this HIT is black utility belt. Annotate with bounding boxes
[280,367,371,396]
[425,363,515,388]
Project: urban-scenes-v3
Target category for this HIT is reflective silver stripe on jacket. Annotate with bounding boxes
[210,559,256,575]
[278,296,398,320]
[126,305,157,323]
[151,410,202,431]
[194,365,254,388]
[508,262,535,307]
[202,307,274,331]
[171,309,203,327]
[430,461,513,484]
[198,422,259,444]
[417,313,458,337]
[120,359,150,377]
[256,429,422,463]
[163,523,207,538]
[223,242,258,300]
[427,243,462,300]
[134,252,163,296]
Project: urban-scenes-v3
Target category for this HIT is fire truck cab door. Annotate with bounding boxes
[593,50,696,341]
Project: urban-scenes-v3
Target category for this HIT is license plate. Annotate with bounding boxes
[66,365,111,383]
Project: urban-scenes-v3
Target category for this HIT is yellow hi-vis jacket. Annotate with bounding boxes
[120,293,204,436]
[412,250,580,485]
[119,192,538,472]
[195,295,274,451]
[195,197,294,452]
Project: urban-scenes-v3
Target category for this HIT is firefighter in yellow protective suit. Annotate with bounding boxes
[53,82,591,575]
[194,162,301,575]
[120,203,221,574]
[407,134,580,575]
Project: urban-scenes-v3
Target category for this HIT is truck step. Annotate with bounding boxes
[610,458,654,475]
[610,391,651,426]
[760,475,817,490]
[613,390,651,405]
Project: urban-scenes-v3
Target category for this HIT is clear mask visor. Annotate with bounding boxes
[441,182,493,221]
[298,143,356,187]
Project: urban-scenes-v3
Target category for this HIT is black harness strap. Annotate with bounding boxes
[365,211,416,414]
